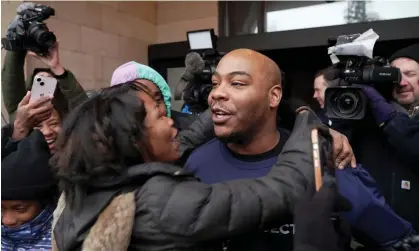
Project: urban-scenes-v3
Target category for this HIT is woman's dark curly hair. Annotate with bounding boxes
[50,82,152,206]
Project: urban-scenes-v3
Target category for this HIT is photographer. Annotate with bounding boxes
[362,43,419,166]
[319,41,419,230]
[2,43,86,123]
[1,2,87,123]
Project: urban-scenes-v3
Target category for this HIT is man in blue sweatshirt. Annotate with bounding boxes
[185,49,415,251]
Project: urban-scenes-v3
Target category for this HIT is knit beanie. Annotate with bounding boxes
[2,130,57,201]
[110,61,172,117]
[389,43,419,64]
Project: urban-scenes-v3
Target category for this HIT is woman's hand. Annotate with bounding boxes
[28,42,65,76]
[329,128,357,169]
[12,91,53,141]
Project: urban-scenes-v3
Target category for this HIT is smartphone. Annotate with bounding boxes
[30,75,58,103]
[311,128,323,191]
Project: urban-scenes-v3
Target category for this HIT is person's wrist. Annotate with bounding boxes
[372,102,396,126]
[50,63,65,76]
[12,120,30,140]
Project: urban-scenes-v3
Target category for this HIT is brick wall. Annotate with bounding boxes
[1,1,217,121]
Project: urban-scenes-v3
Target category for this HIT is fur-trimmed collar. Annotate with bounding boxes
[52,192,136,251]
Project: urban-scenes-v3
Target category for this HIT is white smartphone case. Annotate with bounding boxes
[29,75,58,103]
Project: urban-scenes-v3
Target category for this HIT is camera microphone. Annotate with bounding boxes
[185,52,205,78]
[174,52,205,100]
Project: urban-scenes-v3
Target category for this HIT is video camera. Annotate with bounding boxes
[1,2,56,56]
[174,29,224,114]
[324,29,401,120]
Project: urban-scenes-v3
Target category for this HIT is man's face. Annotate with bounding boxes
[34,109,62,153]
[208,54,274,142]
[313,75,328,109]
[391,58,419,106]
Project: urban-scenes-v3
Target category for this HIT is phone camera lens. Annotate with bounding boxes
[37,78,41,82]
[40,82,45,86]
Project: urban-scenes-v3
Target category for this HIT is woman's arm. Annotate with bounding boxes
[28,42,88,112]
[176,109,214,161]
[54,70,88,110]
[138,109,320,241]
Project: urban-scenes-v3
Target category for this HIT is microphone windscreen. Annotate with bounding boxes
[185,52,205,74]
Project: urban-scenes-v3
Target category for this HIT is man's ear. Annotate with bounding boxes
[269,85,282,108]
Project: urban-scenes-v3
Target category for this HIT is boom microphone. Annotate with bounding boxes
[174,52,205,100]
[185,52,205,76]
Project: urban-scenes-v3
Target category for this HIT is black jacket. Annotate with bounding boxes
[52,109,323,251]
[1,123,19,160]
[172,110,199,132]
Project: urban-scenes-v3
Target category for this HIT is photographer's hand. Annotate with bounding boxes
[362,86,397,127]
[12,92,53,141]
[28,42,65,76]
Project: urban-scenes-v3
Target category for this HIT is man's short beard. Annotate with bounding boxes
[217,131,252,145]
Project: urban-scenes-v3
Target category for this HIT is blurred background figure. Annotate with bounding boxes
[1,130,58,251]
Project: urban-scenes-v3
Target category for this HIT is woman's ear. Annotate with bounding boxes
[269,85,282,108]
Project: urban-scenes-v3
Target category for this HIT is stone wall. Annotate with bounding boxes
[1,1,217,122]
[157,1,218,43]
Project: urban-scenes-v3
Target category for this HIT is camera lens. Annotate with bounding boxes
[37,31,56,48]
[326,87,366,120]
[336,92,358,115]
[28,23,56,53]
[40,82,45,86]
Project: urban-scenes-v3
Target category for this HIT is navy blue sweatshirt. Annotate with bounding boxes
[185,128,294,251]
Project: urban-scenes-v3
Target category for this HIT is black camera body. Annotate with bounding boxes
[324,56,401,120]
[2,3,56,56]
[180,29,226,114]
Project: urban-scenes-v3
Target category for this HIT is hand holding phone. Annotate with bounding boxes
[311,128,323,191]
[12,91,53,141]
[29,75,57,103]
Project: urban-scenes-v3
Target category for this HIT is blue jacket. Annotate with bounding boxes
[316,108,419,231]
[383,112,419,168]
[336,165,414,248]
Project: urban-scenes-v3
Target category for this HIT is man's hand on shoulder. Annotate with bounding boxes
[295,107,356,169]
[329,128,356,169]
